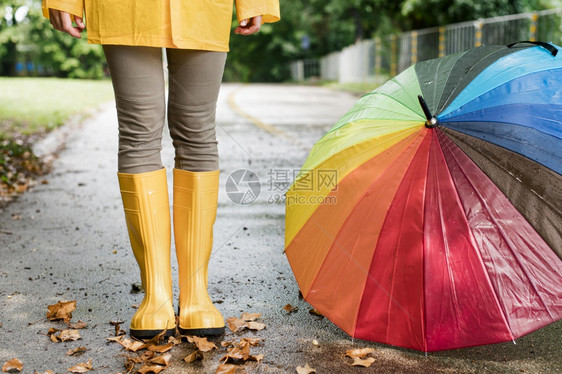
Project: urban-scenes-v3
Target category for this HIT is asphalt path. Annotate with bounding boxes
[0,83,560,373]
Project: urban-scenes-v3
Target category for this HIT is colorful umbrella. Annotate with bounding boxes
[284,42,562,352]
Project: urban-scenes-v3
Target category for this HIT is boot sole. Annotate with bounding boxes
[178,326,225,337]
[130,328,176,340]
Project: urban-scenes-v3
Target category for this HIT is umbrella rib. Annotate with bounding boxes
[309,218,416,324]
[433,158,463,335]
[443,128,562,219]
[363,74,426,114]
[439,136,557,322]
[346,92,422,118]
[439,49,505,113]
[431,56,450,114]
[444,120,562,171]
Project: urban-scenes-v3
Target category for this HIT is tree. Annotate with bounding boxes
[400,0,550,29]
[0,0,105,78]
[0,0,26,75]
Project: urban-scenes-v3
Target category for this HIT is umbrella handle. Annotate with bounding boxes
[507,41,558,57]
[418,95,438,128]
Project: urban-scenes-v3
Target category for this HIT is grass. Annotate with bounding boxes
[0,77,114,137]
[0,77,114,204]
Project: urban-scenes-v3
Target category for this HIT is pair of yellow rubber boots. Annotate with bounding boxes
[118,168,223,339]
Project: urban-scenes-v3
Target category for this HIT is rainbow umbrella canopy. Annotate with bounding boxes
[284,42,562,352]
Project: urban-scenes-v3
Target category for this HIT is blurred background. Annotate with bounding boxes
[0,0,561,201]
[0,0,561,82]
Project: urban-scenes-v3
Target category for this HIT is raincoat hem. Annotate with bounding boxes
[89,36,229,52]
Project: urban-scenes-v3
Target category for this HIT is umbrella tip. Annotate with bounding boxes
[417,95,439,128]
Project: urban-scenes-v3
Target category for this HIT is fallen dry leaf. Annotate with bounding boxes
[226,317,265,333]
[59,329,81,342]
[184,350,203,363]
[106,336,124,342]
[136,364,165,374]
[221,338,263,364]
[350,357,376,367]
[147,342,174,353]
[246,321,266,331]
[296,363,316,374]
[168,336,182,345]
[114,324,125,336]
[66,347,88,356]
[124,357,136,373]
[47,327,61,342]
[240,312,261,322]
[47,300,76,322]
[345,348,375,358]
[143,329,168,347]
[67,358,93,373]
[215,363,238,374]
[248,353,264,362]
[49,329,81,342]
[139,350,156,362]
[283,304,299,313]
[221,337,261,348]
[186,336,217,352]
[241,337,262,346]
[2,358,23,372]
[223,344,251,361]
[68,320,88,329]
[124,349,154,373]
[308,308,323,318]
[118,338,146,352]
[147,353,171,366]
[226,317,246,333]
[34,371,55,374]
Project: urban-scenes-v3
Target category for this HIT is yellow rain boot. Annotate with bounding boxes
[118,168,176,339]
[174,169,225,336]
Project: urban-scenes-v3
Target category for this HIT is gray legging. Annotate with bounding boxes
[103,45,227,173]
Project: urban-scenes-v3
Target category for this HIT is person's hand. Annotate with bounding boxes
[234,15,262,36]
[48,9,85,38]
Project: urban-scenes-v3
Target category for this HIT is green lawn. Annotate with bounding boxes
[0,77,114,137]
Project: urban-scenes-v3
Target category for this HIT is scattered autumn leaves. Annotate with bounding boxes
[46,301,92,373]
[226,312,266,333]
[2,299,380,373]
[287,304,378,372]
[44,301,89,354]
[2,300,91,373]
[293,347,377,373]
[0,137,47,206]
[107,328,180,373]
[346,347,377,367]
[104,313,269,373]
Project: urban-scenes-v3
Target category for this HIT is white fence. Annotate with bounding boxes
[291,9,562,83]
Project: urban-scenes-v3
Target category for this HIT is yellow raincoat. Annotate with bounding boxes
[42,0,280,52]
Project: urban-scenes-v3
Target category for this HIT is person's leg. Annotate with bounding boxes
[166,48,227,336]
[166,48,226,172]
[104,45,166,174]
[104,45,175,338]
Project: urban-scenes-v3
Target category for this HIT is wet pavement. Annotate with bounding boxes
[0,83,560,373]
